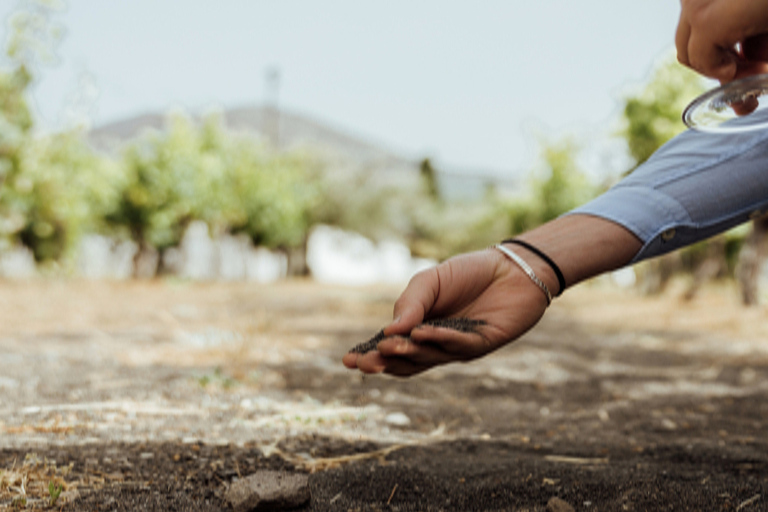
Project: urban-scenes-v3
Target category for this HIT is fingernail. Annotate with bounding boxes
[390,315,401,326]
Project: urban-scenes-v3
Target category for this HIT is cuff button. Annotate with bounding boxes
[661,228,676,242]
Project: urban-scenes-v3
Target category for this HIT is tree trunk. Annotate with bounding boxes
[636,253,681,295]
[132,239,159,279]
[736,215,768,306]
[683,238,728,301]
[285,235,309,277]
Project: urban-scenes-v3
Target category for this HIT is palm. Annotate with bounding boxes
[343,248,549,376]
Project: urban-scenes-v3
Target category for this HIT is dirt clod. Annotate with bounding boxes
[225,470,310,512]
[348,317,486,354]
[547,496,575,512]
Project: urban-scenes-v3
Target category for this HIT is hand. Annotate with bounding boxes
[676,0,768,84]
[341,247,551,377]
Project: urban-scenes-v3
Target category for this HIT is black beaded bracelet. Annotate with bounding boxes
[501,239,566,297]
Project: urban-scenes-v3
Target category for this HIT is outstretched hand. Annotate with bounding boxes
[342,247,551,377]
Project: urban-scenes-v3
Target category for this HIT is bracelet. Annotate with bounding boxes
[492,244,552,306]
[502,239,566,296]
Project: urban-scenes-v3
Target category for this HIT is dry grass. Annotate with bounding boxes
[0,453,78,509]
[558,279,768,341]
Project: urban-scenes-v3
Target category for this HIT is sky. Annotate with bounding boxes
[1,0,689,178]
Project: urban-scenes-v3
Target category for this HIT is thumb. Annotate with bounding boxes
[383,266,439,336]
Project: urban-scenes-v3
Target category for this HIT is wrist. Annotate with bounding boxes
[514,214,642,289]
[501,239,565,296]
[498,242,561,298]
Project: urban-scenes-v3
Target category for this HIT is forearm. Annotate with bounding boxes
[510,215,642,295]
[569,128,768,264]
[506,127,768,296]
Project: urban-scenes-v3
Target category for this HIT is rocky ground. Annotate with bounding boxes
[0,279,766,511]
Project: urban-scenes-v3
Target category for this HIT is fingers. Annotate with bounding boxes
[344,344,437,378]
[676,0,768,82]
[729,98,759,117]
[383,267,439,337]
[376,336,459,365]
[345,349,387,374]
[687,32,738,83]
[675,14,692,68]
[343,327,486,378]
[410,324,490,360]
[675,0,739,82]
[726,60,768,117]
[377,324,497,377]
[342,351,361,369]
[382,358,433,378]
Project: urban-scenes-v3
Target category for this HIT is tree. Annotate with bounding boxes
[15,132,122,262]
[621,53,705,169]
[0,0,111,265]
[104,113,320,276]
[507,137,597,236]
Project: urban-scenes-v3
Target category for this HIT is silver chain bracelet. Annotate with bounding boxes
[491,244,552,306]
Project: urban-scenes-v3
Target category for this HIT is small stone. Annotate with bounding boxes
[547,496,575,512]
[225,470,310,512]
[384,412,411,426]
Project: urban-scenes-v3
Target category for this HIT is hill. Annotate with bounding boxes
[88,105,519,200]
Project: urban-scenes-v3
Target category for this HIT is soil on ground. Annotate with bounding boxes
[0,279,766,511]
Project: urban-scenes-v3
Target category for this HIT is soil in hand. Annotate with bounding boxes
[349,317,487,354]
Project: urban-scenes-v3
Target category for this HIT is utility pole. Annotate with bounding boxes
[264,66,281,148]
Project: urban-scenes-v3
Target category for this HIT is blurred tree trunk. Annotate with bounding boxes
[635,253,681,295]
[285,235,309,277]
[420,158,440,202]
[736,214,768,306]
[132,240,159,279]
[683,238,728,301]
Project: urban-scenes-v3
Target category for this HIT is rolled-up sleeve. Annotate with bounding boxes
[569,128,768,263]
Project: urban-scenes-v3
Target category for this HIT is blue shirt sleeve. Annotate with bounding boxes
[569,128,768,263]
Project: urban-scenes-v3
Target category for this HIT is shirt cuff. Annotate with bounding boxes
[567,128,768,264]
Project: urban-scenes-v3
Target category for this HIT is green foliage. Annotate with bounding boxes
[419,158,440,201]
[47,480,62,507]
[299,138,596,262]
[506,138,597,236]
[228,144,317,248]
[0,0,109,263]
[5,0,65,69]
[105,113,318,259]
[305,164,393,242]
[404,194,509,260]
[11,132,122,262]
[106,114,204,251]
[621,54,706,168]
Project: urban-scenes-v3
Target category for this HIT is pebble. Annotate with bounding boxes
[546,496,575,512]
[225,470,310,512]
[385,412,411,426]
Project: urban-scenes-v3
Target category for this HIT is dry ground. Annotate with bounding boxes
[0,278,766,510]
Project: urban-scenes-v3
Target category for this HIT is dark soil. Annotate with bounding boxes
[2,433,766,511]
[1,281,767,511]
[349,318,487,354]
